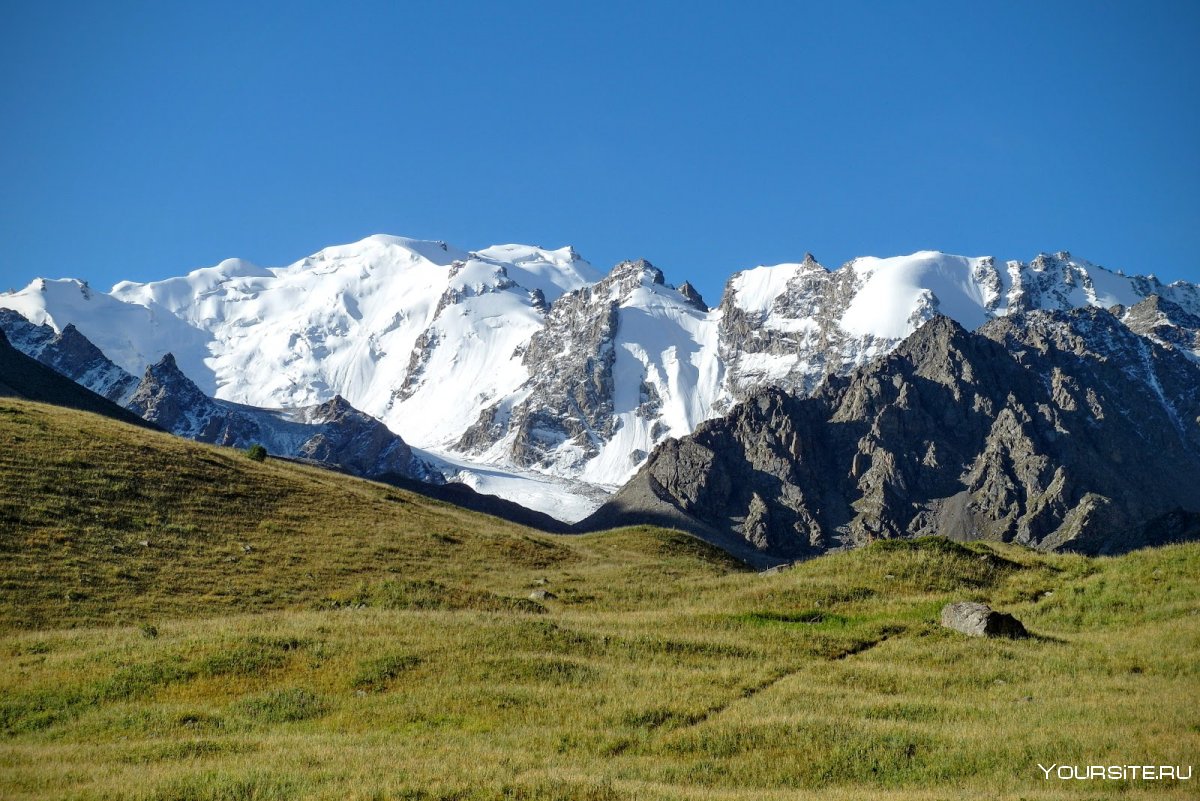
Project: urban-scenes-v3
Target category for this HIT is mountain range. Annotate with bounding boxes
[2,234,1198,561]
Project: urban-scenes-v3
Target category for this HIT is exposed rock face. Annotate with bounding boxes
[128,354,439,482]
[676,281,709,312]
[582,309,1200,558]
[294,395,438,481]
[718,252,864,401]
[940,602,1028,638]
[127,354,255,443]
[457,259,695,474]
[1117,295,1200,361]
[0,309,138,404]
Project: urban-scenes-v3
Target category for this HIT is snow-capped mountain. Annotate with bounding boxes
[718,250,1200,402]
[3,237,1198,521]
[455,259,724,487]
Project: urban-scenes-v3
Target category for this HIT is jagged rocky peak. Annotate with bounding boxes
[152,352,179,371]
[604,258,665,294]
[311,394,357,417]
[676,281,709,312]
[120,354,433,481]
[1116,294,1200,360]
[294,394,440,483]
[584,310,1200,561]
[0,309,139,404]
[127,352,238,442]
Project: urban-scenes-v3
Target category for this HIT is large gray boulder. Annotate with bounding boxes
[940,601,1028,639]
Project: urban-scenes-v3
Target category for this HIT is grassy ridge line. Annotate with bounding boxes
[0,398,743,630]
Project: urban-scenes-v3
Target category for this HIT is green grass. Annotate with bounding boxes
[1,398,1197,799]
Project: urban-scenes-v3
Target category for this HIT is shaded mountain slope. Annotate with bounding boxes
[128,352,441,482]
[0,309,139,403]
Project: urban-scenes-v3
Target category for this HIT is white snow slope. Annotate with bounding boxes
[4,239,1196,521]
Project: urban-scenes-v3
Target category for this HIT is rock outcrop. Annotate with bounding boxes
[1117,295,1200,361]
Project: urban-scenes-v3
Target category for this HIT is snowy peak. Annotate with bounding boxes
[111,258,271,312]
[452,255,725,487]
[841,252,998,337]
[291,234,471,271]
[474,243,600,300]
[57,235,603,440]
[382,246,601,448]
[594,259,666,301]
[718,249,1200,401]
[1005,251,1200,316]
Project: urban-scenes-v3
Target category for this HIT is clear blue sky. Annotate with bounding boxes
[2,0,1198,303]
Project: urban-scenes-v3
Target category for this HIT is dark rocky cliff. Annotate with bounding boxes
[581,308,1200,560]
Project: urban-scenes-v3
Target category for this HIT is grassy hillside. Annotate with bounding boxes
[0,399,741,630]
[1,398,1197,800]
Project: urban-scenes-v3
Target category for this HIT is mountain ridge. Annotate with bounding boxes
[3,235,1198,520]
[582,308,1200,560]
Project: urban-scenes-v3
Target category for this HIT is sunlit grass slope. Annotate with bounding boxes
[1,398,1197,800]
